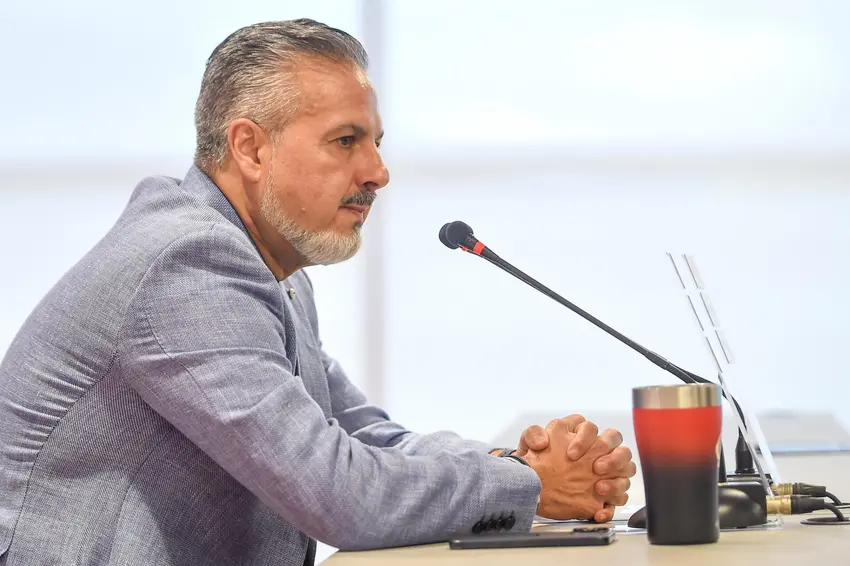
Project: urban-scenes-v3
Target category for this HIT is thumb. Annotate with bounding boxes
[518,425,549,455]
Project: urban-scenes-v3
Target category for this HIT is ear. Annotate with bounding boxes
[226,119,271,184]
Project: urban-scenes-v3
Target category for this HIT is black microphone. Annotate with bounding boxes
[438,220,752,482]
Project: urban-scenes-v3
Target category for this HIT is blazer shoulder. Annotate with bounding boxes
[121,179,247,249]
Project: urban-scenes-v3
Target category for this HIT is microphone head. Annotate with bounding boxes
[439,221,475,249]
[438,222,456,249]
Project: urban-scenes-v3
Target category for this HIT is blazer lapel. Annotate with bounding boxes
[281,280,332,418]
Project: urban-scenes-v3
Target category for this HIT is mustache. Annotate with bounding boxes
[341,191,377,207]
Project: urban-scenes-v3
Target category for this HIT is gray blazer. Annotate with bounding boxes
[0,166,541,566]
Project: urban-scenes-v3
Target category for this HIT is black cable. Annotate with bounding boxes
[823,491,843,505]
[825,502,846,521]
[781,496,850,525]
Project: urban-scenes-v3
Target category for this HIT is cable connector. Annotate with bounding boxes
[772,482,826,497]
[767,490,850,525]
[766,495,846,519]
[771,483,844,505]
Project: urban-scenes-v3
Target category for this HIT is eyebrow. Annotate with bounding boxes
[337,123,384,141]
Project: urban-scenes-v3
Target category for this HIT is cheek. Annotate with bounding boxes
[293,175,351,229]
[270,172,333,221]
[308,194,344,225]
[270,149,354,229]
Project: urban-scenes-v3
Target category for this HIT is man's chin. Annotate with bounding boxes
[300,231,362,266]
[262,206,363,265]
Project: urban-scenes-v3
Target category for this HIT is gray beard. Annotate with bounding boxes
[260,176,362,267]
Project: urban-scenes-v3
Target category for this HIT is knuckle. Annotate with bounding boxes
[613,446,630,461]
[529,424,544,434]
[603,428,624,445]
[565,414,586,429]
[582,421,599,435]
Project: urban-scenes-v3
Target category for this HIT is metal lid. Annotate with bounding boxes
[632,383,721,409]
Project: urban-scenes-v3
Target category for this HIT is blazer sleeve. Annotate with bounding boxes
[117,226,541,551]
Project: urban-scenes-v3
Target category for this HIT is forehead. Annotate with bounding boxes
[291,57,380,126]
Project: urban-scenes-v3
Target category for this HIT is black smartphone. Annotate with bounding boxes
[449,527,616,550]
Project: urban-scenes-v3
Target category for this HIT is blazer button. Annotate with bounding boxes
[488,517,499,531]
[497,517,507,530]
[472,521,484,534]
[505,514,516,530]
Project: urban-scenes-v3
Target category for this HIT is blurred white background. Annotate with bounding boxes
[2,3,849,554]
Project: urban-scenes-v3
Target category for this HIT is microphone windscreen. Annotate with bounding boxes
[438,223,457,249]
[444,221,474,249]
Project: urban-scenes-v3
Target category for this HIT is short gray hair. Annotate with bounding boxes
[193,18,369,173]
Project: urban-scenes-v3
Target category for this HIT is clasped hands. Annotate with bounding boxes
[514,415,636,523]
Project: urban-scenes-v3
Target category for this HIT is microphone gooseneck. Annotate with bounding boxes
[438,221,715,387]
[438,220,738,481]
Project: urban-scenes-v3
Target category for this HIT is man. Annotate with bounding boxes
[0,19,635,566]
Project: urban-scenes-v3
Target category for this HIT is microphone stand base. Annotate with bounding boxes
[627,481,768,530]
[717,481,769,528]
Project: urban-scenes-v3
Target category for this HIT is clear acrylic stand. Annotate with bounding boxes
[666,253,784,532]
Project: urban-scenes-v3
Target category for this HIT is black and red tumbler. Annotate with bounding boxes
[633,383,722,545]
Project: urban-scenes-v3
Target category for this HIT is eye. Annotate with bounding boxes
[338,135,355,148]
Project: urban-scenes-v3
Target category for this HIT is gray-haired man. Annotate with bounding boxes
[0,19,635,566]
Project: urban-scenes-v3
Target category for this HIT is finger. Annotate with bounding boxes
[593,445,632,475]
[585,430,624,463]
[595,477,631,498]
[567,421,599,460]
[607,492,630,507]
[517,425,548,455]
[562,414,586,432]
[545,414,582,435]
[593,503,616,523]
[599,428,624,452]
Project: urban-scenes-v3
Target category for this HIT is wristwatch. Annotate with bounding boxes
[490,448,530,467]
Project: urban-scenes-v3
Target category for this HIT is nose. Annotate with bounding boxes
[359,147,390,192]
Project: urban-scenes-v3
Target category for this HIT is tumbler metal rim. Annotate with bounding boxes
[632,383,721,409]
